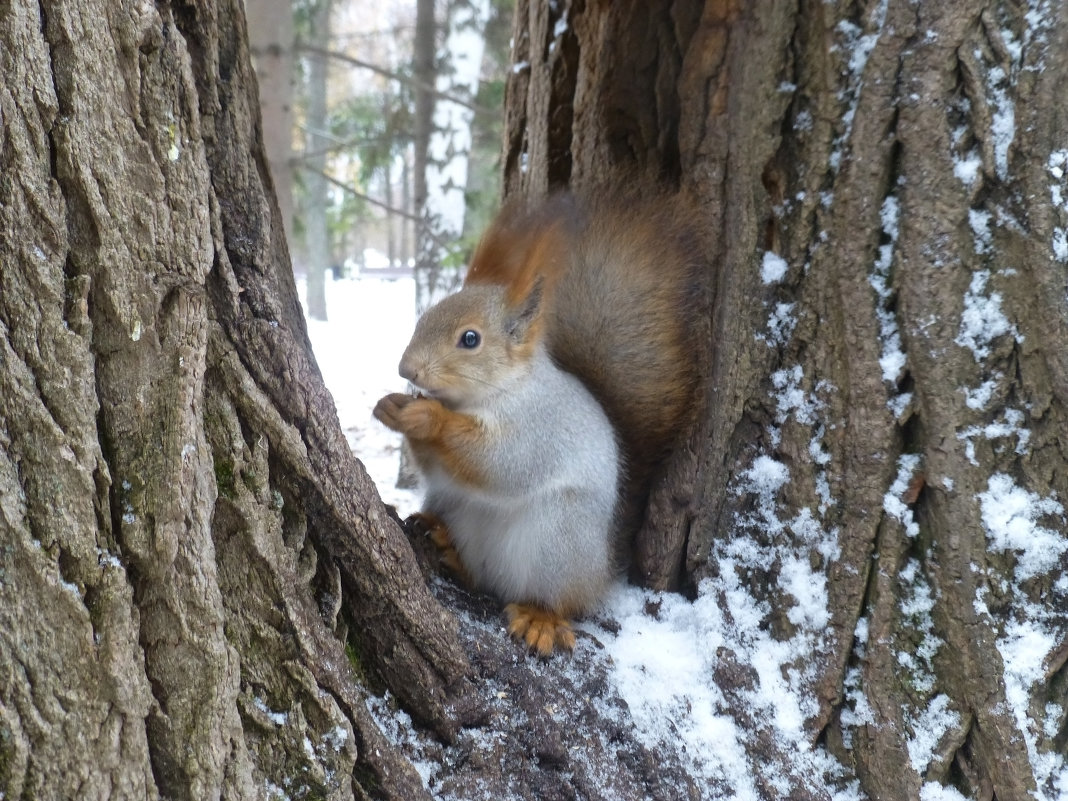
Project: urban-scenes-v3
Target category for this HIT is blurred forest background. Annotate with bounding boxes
[245,0,513,320]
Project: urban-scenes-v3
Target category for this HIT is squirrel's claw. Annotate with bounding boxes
[505,603,576,656]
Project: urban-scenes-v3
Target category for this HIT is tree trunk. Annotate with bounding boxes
[0,1,471,797]
[505,0,1068,798]
[382,88,398,272]
[401,151,412,265]
[425,0,492,247]
[412,0,437,312]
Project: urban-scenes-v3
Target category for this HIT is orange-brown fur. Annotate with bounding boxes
[505,603,577,656]
[410,512,473,584]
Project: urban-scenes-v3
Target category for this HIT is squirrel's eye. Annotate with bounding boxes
[458,330,481,349]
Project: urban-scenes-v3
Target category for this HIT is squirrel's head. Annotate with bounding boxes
[398,279,545,410]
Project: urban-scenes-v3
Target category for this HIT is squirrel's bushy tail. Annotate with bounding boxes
[552,189,704,526]
[467,186,706,542]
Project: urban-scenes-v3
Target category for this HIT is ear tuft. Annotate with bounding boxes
[503,220,566,309]
[505,275,545,342]
[466,193,575,298]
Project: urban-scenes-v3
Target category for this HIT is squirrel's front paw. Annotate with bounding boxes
[373,392,414,432]
[505,603,576,657]
[374,393,441,438]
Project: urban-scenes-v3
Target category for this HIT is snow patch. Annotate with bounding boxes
[897,559,943,696]
[920,783,971,801]
[978,473,1066,580]
[761,251,789,284]
[365,691,441,789]
[740,455,790,506]
[883,454,922,538]
[602,572,852,797]
[828,1,889,173]
[771,365,821,426]
[758,301,798,347]
[907,694,961,773]
[304,276,421,515]
[840,618,873,748]
[1048,150,1068,261]
[969,208,993,254]
[987,65,1015,180]
[254,697,288,726]
[957,407,1030,465]
[962,375,1000,410]
[552,10,569,39]
[953,151,982,185]
[602,586,754,792]
[954,270,1020,360]
[996,614,1068,798]
[870,195,909,396]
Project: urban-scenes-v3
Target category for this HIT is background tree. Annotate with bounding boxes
[412,0,437,306]
[247,0,295,244]
[418,0,491,306]
[411,0,489,311]
[297,0,332,320]
[461,0,513,239]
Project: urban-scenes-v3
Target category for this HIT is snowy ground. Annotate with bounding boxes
[304,276,421,515]
[304,276,1066,801]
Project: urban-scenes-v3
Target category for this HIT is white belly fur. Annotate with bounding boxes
[423,349,619,613]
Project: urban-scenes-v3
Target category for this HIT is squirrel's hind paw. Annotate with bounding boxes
[410,513,473,586]
[505,603,576,656]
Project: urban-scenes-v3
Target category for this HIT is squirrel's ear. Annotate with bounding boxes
[505,275,544,342]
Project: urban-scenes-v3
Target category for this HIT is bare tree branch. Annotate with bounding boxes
[296,43,495,117]
[297,164,456,253]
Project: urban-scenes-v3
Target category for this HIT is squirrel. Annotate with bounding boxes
[374,187,702,655]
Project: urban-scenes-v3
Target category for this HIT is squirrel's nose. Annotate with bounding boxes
[399,356,418,383]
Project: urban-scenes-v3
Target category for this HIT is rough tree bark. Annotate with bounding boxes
[0,1,473,798]
[505,0,1067,798]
